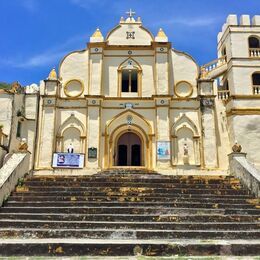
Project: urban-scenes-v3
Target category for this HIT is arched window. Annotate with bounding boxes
[223,79,229,90]
[249,36,260,57]
[118,59,142,96]
[252,72,260,95]
[221,46,227,61]
[249,37,260,49]
[252,73,260,85]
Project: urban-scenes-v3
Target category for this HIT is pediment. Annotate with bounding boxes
[106,23,154,46]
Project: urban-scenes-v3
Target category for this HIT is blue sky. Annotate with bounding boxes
[0,0,259,86]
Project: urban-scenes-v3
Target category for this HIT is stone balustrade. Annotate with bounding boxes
[249,48,260,58]
[202,55,227,74]
[0,152,30,206]
[218,89,230,100]
[229,152,260,198]
[253,85,260,95]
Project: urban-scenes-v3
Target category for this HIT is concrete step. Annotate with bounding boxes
[12,187,250,196]
[11,193,255,200]
[0,213,258,222]
[0,220,258,230]
[27,175,237,184]
[24,181,242,189]
[0,238,259,256]
[7,195,256,204]
[4,201,258,209]
[1,228,260,239]
[1,206,260,215]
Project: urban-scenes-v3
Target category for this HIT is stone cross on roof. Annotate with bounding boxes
[126,9,136,20]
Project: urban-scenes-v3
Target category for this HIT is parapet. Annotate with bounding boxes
[218,14,260,42]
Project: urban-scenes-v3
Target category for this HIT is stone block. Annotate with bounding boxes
[240,15,250,26]
[217,32,223,42]
[222,23,227,33]
[252,15,260,26]
[226,15,238,26]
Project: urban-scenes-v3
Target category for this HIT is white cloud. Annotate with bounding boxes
[70,0,109,9]
[21,0,38,13]
[153,16,221,28]
[0,32,90,69]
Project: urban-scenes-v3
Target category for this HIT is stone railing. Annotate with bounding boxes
[218,90,230,100]
[229,152,260,198]
[249,48,260,58]
[0,152,30,206]
[253,85,260,95]
[201,56,227,74]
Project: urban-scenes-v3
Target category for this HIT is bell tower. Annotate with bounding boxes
[217,15,260,168]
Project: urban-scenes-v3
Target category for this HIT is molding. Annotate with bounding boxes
[227,108,260,116]
[228,95,260,100]
[174,80,193,98]
[64,79,84,98]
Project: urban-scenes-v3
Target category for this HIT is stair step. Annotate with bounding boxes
[24,181,242,189]
[12,192,254,199]
[4,201,258,209]
[0,220,259,230]
[17,185,249,191]
[0,239,259,256]
[7,195,256,204]
[1,228,260,239]
[1,206,260,215]
[0,213,259,222]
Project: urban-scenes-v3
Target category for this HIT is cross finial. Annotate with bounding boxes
[126,8,136,20]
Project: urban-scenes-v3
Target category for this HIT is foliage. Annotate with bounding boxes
[17,177,24,187]
[0,82,12,90]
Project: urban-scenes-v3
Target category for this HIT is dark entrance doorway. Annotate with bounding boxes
[117,132,142,166]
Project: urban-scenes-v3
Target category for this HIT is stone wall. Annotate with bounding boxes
[229,152,260,197]
[0,152,30,206]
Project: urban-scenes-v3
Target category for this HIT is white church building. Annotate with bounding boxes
[0,12,260,174]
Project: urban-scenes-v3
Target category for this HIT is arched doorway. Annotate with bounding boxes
[116,132,142,166]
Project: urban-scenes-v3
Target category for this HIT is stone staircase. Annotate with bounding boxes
[0,172,259,257]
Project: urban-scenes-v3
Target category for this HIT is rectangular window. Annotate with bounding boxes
[122,70,129,92]
[121,69,138,93]
[16,121,21,138]
[131,70,138,92]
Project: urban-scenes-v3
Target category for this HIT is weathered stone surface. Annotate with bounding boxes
[0,173,260,256]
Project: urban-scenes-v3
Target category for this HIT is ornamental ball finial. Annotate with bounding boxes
[232,141,242,153]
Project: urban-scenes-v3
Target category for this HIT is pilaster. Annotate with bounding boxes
[89,46,103,95]
[155,44,169,95]
[86,97,102,169]
[155,97,171,168]
[36,79,59,169]
[199,79,218,169]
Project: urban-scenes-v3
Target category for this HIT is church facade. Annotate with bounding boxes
[1,12,260,174]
